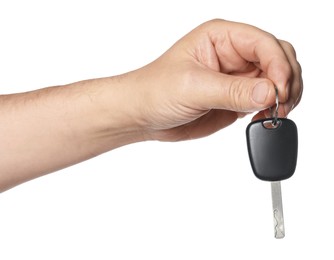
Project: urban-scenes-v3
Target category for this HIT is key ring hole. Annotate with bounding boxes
[263,119,282,129]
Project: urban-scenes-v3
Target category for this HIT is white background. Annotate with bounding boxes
[0,0,332,259]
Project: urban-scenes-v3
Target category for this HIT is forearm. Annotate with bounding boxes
[0,74,145,192]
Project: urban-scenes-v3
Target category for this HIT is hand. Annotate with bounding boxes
[128,19,303,141]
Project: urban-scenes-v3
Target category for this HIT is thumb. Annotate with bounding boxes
[196,72,276,112]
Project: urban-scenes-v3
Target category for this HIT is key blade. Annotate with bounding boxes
[271,181,285,239]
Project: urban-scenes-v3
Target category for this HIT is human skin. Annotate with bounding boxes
[0,19,302,192]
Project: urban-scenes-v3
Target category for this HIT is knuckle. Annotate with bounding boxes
[228,79,246,111]
[280,40,297,58]
[296,60,302,75]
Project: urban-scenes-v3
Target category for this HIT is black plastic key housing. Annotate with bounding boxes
[246,118,298,182]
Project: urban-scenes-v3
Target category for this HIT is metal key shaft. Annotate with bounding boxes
[271,181,285,239]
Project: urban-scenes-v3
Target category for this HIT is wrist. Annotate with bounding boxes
[87,73,149,151]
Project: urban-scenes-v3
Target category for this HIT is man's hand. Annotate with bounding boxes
[129,19,302,141]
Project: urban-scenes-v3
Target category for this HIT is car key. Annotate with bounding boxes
[246,88,298,238]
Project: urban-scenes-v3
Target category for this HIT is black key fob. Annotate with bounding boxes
[246,118,298,182]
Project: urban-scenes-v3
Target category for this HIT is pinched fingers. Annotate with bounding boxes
[204,20,297,107]
[214,20,302,118]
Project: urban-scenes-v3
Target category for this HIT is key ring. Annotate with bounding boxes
[270,86,279,126]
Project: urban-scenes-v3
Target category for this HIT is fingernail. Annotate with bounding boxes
[252,81,270,104]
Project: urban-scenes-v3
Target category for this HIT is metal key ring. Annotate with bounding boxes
[271,86,279,126]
